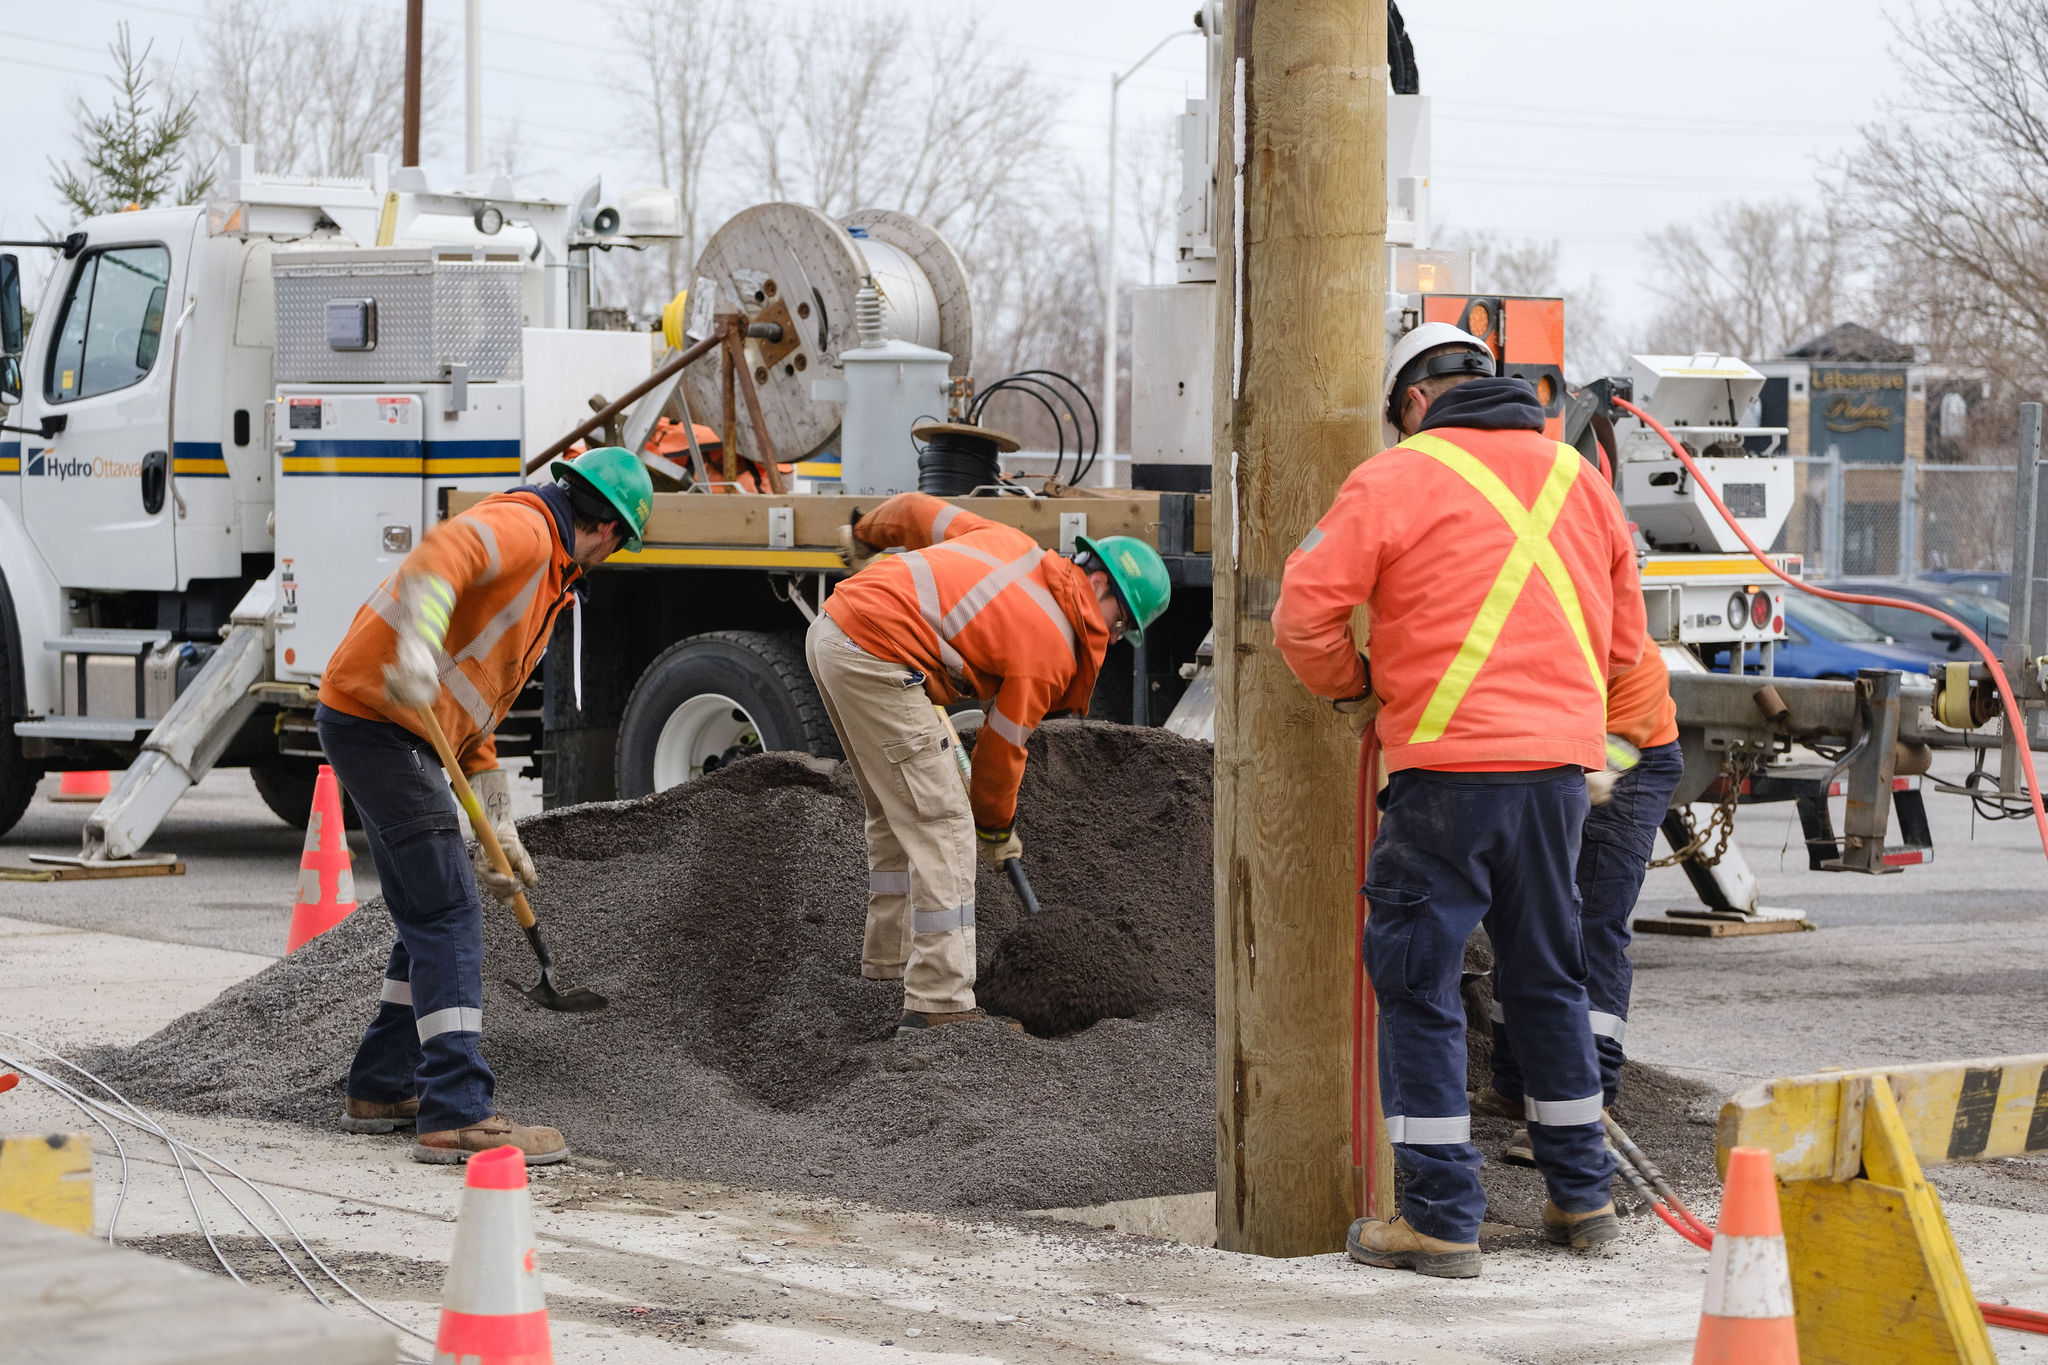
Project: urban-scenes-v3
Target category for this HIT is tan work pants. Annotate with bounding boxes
[804,614,977,1014]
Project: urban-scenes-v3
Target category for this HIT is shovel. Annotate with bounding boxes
[932,706,1040,916]
[414,706,608,1012]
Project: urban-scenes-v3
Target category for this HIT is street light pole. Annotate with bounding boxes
[1104,29,1200,487]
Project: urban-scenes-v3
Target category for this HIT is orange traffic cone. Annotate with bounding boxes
[285,765,357,952]
[1693,1146,1800,1364]
[434,1145,553,1365]
[52,770,111,802]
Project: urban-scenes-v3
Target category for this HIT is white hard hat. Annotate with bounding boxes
[1384,322,1496,421]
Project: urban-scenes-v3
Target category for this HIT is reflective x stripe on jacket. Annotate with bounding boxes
[1272,423,1645,773]
[318,489,580,774]
[823,492,1112,830]
[1399,432,1606,744]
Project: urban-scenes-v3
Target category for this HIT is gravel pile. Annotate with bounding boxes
[97,719,1719,1219]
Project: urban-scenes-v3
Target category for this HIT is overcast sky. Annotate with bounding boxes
[4,0,1901,346]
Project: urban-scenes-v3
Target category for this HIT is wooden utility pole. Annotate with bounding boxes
[1213,0,1388,1257]
[402,0,425,167]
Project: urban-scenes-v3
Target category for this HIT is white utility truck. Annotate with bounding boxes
[0,148,676,858]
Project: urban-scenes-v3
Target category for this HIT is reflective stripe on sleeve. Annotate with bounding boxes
[930,503,961,538]
[416,1006,483,1042]
[380,978,413,1006]
[465,517,502,584]
[985,708,1034,748]
[913,904,975,934]
[1297,527,1325,554]
[1524,1093,1604,1127]
[1589,1010,1627,1043]
[1385,1114,1472,1145]
[1399,434,1604,744]
[869,869,912,896]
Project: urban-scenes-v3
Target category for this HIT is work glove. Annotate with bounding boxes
[837,523,881,573]
[384,574,455,710]
[1329,654,1377,733]
[467,767,537,904]
[976,825,1023,869]
[1586,734,1640,807]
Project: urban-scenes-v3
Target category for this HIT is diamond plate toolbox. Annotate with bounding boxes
[273,247,524,384]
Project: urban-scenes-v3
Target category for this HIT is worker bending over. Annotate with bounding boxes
[809,492,1169,1035]
[317,448,652,1165]
[1481,638,1686,1156]
[1273,323,1645,1278]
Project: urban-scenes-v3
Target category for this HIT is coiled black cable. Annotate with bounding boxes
[917,427,1006,496]
[969,369,1100,485]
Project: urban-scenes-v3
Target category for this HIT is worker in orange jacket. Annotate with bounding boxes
[1482,637,1686,1159]
[1272,323,1645,1278]
[807,491,1171,1035]
[317,447,651,1166]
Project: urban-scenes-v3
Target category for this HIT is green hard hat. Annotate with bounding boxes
[1074,534,1171,644]
[549,446,653,552]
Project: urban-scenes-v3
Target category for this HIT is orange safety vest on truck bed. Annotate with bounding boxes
[319,488,581,774]
[823,492,1112,831]
[1273,426,1646,773]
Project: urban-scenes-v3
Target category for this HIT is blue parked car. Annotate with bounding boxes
[1919,570,2009,604]
[1734,594,1948,680]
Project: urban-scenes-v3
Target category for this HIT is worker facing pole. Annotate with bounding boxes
[1212,0,1387,1257]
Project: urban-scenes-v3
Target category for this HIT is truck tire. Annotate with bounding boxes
[615,630,840,798]
[249,757,362,831]
[0,646,37,840]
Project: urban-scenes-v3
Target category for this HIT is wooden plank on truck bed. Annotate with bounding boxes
[446,490,1211,558]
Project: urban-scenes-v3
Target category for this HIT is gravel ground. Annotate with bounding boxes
[93,721,1721,1222]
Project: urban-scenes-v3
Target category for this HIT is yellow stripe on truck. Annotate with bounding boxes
[281,455,425,475]
[424,457,521,475]
[607,547,845,569]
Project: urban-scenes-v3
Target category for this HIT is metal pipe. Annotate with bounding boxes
[464,0,483,177]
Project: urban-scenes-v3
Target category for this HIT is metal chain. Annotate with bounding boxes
[1648,748,1761,870]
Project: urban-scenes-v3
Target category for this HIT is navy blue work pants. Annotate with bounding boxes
[316,705,495,1133]
[1366,766,1612,1243]
[1491,739,1686,1108]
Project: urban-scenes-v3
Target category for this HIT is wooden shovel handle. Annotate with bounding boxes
[413,706,538,931]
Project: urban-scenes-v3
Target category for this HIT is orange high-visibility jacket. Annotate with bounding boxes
[1273,426,1646,773]
[823,492,1112,831]
[319,488,582,774]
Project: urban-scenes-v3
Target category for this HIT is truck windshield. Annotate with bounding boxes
[45,245,171,403]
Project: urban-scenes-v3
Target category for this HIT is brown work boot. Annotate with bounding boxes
[412,1114,569,1166]
[1469,1086,1522,1119]
[1345,1217,1482,1279]
[896,1007,1023,1036]
[1500,1125,1536,1167]
[340,1096,419,1134]
[1542,1199,1621,1252]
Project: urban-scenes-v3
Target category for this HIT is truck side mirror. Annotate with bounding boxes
[0,254,21,358]
[0,356,18,407]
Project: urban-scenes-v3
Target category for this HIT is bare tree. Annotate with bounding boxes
[615,0,733,290]
[1638,199,1850,359]
[191,0,449,178]
[1826,0,2048,388]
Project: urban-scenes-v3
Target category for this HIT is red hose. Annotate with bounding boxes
[1612,395,2048,1336]
[1609,396,2048,863]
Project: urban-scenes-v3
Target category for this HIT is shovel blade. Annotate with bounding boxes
[504,974,609,1012]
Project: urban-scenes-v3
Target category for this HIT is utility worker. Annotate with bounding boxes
[316,447,652,1165]
[1273,322,1646,1278]
[808,491,1170,1035]
[1482,638,1687,1156]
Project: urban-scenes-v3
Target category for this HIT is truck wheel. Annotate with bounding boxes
[615,630,841,797]
[249,758,362,831]
[0,648,38,839]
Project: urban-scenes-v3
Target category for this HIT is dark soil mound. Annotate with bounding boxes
[96,719,1720,1222]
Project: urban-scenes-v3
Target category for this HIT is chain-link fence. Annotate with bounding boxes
[1770,455,2019,578]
